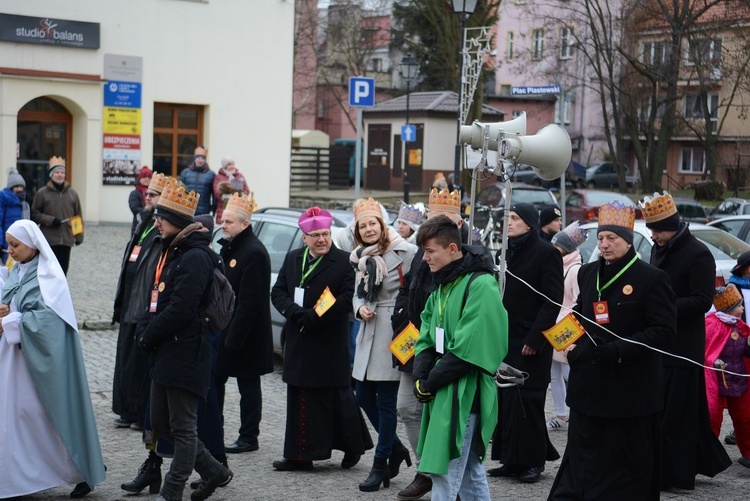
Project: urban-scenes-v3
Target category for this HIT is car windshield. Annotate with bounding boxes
[692,228,749,260]
[585,192,634,206]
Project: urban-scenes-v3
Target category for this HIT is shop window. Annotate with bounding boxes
[153,103,204,176]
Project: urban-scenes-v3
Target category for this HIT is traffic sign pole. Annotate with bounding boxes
[354,107,362,201]
[348,77,375,203]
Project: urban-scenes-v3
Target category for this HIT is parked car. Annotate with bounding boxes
[708,198,750,221]
[211,207,348,358]
[578,220,750,286]
[674,198,709,224]
[708,215,750,245]
[586,162,639,189]
[565,189,643,224]
[507,161,586,189]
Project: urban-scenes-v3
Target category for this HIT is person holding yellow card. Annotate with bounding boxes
[271,206,372,473]
[30,156,83,275]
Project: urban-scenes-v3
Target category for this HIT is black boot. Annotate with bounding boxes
[359,457,390,492]
[389,441,412,479]
[121,452,162,494]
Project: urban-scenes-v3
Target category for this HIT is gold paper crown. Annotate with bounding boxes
[225,192,257,220]
[714,284,743,313]
[148,173,170,194]
[353,197,383,222]
[49,156,66,169]
[598,201,635,230]
[194,146,208,157]
[639,191,677,223]
[428,188,460,216]
[157,179,199,218]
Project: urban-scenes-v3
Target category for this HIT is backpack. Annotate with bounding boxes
[203,258,236,331]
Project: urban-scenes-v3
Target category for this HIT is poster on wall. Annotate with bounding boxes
[102,80,142,185]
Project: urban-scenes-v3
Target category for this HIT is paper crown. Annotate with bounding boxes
[225,192,256,220]
[157,179,199,219]
[148,173,170,194]
[560,221,588,247]
[397,203,424,230]
[714,284,743,313]
[354,197,383,222]
[598,201,635,230]
[639,191,677,223]
[194,146,208,157]
[428,188,460,216]
[49,156,66,169]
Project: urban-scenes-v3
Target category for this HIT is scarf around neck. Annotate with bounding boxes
[350,226,405,303]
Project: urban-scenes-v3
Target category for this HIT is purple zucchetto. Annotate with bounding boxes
[298,206,333,233]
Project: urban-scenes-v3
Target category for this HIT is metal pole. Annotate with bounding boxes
[354,107,362,201]
[404,79,411,204]
[559,84,567,226]
[454,16,466,190]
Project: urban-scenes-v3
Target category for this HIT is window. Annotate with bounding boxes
[368,57,384,72]
[679,147,705,173]
[555,90,573,124]
[514,0,527,4]
[506,31,515,60]
[153,103,204,177]
[642,41,671,75]
[532,29,544,60]
[639,97,666,121]
[686,37,722,66]
[512,110,524,118]
[500,84,512,96]
[559,26,574,59]
[684,93,719,132]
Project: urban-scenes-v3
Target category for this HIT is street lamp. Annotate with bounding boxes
[400,54,419,204]
[452,0,478,193]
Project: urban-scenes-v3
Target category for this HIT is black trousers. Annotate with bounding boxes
[216,374,262,444]
[51,244,71,275]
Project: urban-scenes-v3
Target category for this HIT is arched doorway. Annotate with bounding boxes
[17,97,73,200]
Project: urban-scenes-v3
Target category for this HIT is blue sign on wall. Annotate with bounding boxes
[401,124,416,142]
[104,80,142,108]
[511,85,561,96]
[348,77,375,108]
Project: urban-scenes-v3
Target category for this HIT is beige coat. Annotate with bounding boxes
[352,240,417,382]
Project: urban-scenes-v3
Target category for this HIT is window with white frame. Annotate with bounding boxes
[686,37,722,66]
[680,148,705,173]
[560,26,574,59]
[368,58,384,73]
[512,110,524,118]
[554,90,573,124]
[507,31,515,61]
[500,84,512,96]
[642,41,671,70]
[532,29,544,60]
[684,93,719,132]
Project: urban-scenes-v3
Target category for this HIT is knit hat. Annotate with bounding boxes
[597,201,635,244]
[397,203,424,232]
[299,206,333,233]
[732,250,750,276]
[540,207,562,227]
[221,156,235,169]
[640,192,680,231]
[551,221,588,254]
[7,169,25,189]
[154,179,199,228]
[714,284,743,313]
[510,203,539,231]
[137,166,152,182]
[49,156,66,176]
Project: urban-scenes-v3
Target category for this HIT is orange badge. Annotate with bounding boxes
[230,259,237,268]
[595,303,606,314]
[158,282,165,292]
[732,331,740,340]
[622,285,633,295]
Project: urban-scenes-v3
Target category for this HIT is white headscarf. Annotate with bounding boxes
[6,219,78,332]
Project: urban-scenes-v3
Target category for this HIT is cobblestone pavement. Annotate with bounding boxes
[18,224,750,500]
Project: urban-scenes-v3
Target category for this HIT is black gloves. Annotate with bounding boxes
[567,341,620,365]
[51,218,62,227]
[292,308,316,329]
[414,379,434,403]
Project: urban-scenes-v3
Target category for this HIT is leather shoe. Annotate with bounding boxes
[739,457,750,469]
[487,464,521,477]
[113,417,133,428]
[272,459,313,471]
[341,453,361,469]
[225,439,258,453]
[518,466,543,483]
[70,482,91,498]
[397,473,432,500]
[190,467,233,501]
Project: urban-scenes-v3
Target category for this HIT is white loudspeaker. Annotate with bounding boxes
[498,124,572,180]
[459,113,527,151]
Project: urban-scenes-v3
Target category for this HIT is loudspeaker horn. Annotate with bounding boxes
[459,113,527,151]
[498,124,572,180]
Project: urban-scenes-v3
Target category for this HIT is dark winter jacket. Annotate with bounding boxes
[0,187,25,255]
[272,245,355,387]
[31,180,84,247]
[128,189,145,236]
[180,163,216,216]
[217,226,274,378]
[497,229,563,389]
[136,223,215,398]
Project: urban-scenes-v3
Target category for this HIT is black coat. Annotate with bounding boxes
[566,247,677,418]
[271,245,354,387]
[499,230,563,389]
[650,226,714,366]
[218,226,274,378]
[137,224,215,398]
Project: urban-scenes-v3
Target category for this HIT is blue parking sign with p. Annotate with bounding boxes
[349,77,375,108]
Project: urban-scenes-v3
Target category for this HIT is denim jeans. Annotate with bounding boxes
[431,413,491,501]
[355,378,400,458]
[150,382,224,499]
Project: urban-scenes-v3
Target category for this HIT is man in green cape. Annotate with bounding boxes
[412,215,508,500]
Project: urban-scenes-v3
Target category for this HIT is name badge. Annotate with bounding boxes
[129,245,142,262]
[150,289,159,313]
[593,300,610,325]
[436,326,445,355]
[294,287,305,306]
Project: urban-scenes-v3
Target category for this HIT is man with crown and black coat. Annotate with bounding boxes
[548,201,677,501]
[488,202,562,484]
[215,193,274,455]
[270,207,373,472]
[639,192,731,490]
[136,179,233,501]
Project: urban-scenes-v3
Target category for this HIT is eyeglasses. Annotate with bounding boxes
[305,231,331,240]
[144,192,159,198]
[154,216,163,223]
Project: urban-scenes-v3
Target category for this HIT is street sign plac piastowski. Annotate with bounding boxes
[349,77,375,108]
[511,85,561,96]
[401,124,416,143]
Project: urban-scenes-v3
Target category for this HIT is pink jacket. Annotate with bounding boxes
[212,167,249,223]
[704,312,750,409]
[553,249,582,362]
